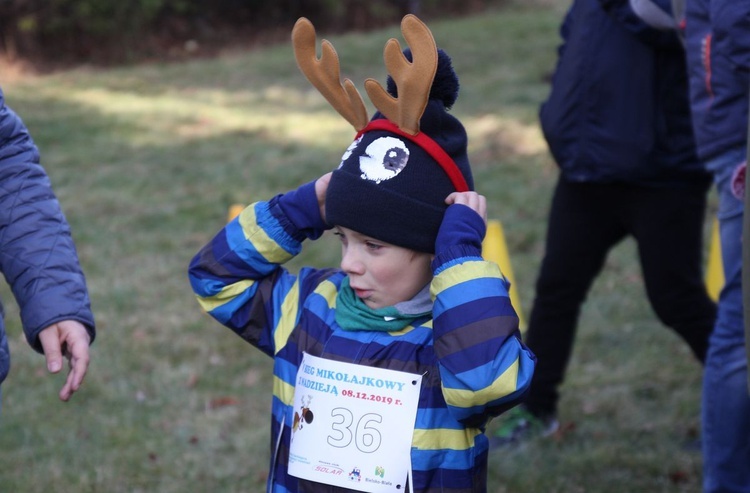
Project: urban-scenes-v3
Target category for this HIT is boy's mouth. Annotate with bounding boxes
[351,286,371,298]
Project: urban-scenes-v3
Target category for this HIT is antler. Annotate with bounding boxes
[364,14,438,136]
[292,17,369,131]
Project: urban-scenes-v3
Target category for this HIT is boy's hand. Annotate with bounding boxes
[315,172,332,222]
[445,191,487,226]
[38,320,92,402]
[436,191,488,252]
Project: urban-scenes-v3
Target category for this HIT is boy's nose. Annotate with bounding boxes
[340,248,365,275]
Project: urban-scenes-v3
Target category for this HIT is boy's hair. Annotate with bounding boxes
[293,15,474,253]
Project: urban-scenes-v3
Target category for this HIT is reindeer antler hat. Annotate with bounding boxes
[292,15,473,253]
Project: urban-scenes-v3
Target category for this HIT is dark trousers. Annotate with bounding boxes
[524,178,717,417]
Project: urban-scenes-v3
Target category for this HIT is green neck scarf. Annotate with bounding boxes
[335,277,432,332]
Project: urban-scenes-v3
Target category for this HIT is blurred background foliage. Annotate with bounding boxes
[0,0,508,65]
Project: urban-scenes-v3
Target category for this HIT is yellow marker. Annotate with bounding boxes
[706,217,724,302]
[227,203,245,223]
[482,220,526,332]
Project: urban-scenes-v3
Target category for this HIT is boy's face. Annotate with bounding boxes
[334,226,433,309]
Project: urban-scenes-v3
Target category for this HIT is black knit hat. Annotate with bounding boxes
[292,15,473,253]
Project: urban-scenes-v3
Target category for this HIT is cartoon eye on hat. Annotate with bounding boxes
[359,137,409,183]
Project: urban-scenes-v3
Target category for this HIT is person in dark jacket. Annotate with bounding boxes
[491,0,716,445]
[683,0,750,490]
[0,87,95,406]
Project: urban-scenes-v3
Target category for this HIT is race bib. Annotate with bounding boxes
[288,352,422,492]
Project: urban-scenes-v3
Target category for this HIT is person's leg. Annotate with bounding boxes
[702,148,750,493]
[629,183,715,363]
[523,179,626,418]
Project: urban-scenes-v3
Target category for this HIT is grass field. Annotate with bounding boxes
[0,2,709,491]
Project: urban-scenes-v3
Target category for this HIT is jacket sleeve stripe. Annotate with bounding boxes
[312,278,339,308]
[412,427,481,452]
[436,322,520,375]
[413,405,469,430]
[435,311,516,350]
[431,261,508,315]
[234,205,298,264]
[197,279,257,318]
[434,280,511,321]
[440,358,520,406]
[273,280,301,355]
[273,376,296,407]
[411,428,480,468]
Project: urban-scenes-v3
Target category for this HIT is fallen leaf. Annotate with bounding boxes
[669,470,690,484]
[209,396,239,409]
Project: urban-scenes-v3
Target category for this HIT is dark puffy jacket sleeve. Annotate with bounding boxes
[0,89,95,351]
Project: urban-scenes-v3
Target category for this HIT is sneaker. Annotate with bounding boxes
[489,405,559,448]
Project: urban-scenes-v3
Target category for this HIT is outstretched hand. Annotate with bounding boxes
[315,172,332,223]
[38,320,91,402]
[445,191,487,226]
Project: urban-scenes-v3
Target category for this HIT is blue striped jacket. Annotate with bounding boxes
[188,184,535,492]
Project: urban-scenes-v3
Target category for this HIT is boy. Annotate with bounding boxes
[189,15,535,492]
